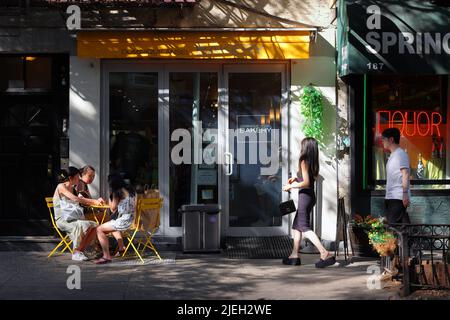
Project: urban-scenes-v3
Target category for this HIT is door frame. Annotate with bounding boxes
[163,63,222,237]
[221,63,291,237]
[101,60,291,239]
[101,60,166,233]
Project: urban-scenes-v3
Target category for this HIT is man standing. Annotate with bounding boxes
[381,128,411,224]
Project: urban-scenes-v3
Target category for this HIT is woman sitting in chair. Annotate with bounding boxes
[53,167,104,261]
[95,175,136,264]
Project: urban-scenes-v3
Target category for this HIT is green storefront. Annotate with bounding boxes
[337,0,450,222]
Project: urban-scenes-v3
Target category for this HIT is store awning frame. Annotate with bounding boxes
[338,0,450,76]
[77,29,314,60]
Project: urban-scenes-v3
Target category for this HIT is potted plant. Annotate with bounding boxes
[367,217,397,257]
[349,214,380,257]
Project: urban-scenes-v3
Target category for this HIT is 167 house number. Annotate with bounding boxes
[367,62,384,70]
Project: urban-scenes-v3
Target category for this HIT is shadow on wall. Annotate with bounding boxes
[69,62,101,197]
[1,0,332,29]
[74,0,331,29]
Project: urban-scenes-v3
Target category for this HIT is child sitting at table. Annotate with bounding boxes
[95,175,136,264]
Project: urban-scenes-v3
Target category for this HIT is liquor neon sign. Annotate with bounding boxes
[376,110,443,137]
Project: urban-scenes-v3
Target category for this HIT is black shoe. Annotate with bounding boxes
[315,256,336,268]
[282,257,301,265]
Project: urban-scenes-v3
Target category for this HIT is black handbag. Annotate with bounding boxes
[278,199,296,216]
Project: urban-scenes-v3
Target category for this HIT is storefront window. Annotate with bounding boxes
[109,72,159,191]
[0,57,23,91]
[169,72,218,227]
[370,75,450,189]
[0,56,52,91]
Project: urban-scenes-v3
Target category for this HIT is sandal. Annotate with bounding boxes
[315,256,336,268]
[282,257,301,265]
[95,257,112,265]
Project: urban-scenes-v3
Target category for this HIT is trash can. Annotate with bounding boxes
[179,204,221,253]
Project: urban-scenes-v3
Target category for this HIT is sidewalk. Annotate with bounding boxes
[0,250,400,300]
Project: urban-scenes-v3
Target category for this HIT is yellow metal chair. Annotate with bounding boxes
[45,197,73,258]
[136,197,163,260]
[121,197,163,263]
[122,206,145,263]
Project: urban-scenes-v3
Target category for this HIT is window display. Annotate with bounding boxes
[370,75,449,189]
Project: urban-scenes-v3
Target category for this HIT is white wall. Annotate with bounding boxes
[290,29,338,242]
[69,57,101,198]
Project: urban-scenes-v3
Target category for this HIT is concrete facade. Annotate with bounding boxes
[69,57,102,198]
[0,1,342,243]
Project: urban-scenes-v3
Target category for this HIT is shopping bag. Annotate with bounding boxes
[133,185,161,232]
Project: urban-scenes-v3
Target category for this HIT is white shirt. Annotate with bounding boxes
[385,147,411,200]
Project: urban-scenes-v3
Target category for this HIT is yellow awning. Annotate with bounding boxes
[77,31,310,59]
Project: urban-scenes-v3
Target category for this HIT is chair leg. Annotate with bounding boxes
[48,236,73,258]
[60,239,73,254]
[123,229,145,263]
[48,240,65,258]
[147,241,162,260]
[139,231,162,260]
[126,237,144,263]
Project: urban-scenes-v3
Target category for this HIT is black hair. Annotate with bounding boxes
[58,166,80,183]
[80,165,95,176]
[299,137,319,180]
[382,128,401,144]
[108,175,135,202]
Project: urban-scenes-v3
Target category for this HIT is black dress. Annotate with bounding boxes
[292,170,316,232]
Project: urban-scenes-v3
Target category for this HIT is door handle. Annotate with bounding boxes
[225,152,233,176]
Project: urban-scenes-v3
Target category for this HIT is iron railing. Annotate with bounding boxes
[388,224,450,296]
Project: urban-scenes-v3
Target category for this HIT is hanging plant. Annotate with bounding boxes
[300,85,324,146]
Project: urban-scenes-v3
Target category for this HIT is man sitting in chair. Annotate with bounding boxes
[95,175,136,264]
[75,165,105,203]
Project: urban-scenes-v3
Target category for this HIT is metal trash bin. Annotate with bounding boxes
[179,204,221,253]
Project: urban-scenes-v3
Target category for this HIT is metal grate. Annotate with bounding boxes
[225,236,293,259]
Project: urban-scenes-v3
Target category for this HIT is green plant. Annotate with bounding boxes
[366,217,397,256]
[352,214,378,231]
[300,85,324,146]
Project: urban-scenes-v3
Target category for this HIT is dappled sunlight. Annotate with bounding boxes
[78,31,310,60]
[70,86,98,119]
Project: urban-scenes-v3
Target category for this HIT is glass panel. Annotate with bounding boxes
[25,57,52,90]
[169,72,218,227]
[371,75,449,189]
[228,73,282,227]
[0,57,23,92]
[109,72,158,192]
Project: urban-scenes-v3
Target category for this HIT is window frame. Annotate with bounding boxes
[366,74,450,191]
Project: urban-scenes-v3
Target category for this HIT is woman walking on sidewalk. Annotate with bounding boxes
[282,137,335,268]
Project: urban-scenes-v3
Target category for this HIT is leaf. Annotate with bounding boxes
[299,86,324,143]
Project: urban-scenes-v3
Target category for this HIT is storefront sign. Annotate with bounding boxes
[77,31,310,59]
[376,110,443,137]
[337,0,450,75]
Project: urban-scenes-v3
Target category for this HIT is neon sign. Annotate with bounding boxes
[376,110,443,137]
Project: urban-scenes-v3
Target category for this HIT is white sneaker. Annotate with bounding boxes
[72,251,89,261]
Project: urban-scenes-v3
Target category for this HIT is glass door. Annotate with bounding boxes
[109,72,159,191]
[222,64,289,236]
[165,64,219,236]
[102,63,164,214]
